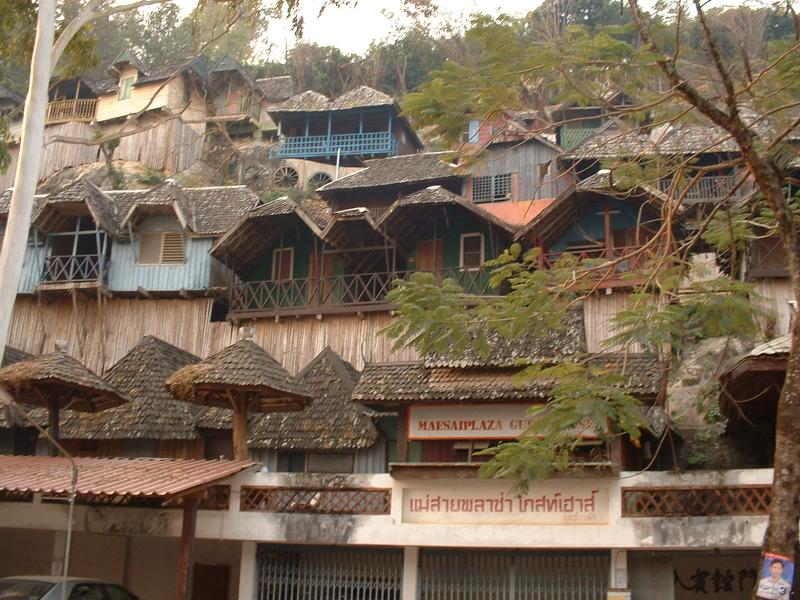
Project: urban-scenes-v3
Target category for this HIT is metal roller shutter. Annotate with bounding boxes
[257,546,403,600]
[419,549,609,600]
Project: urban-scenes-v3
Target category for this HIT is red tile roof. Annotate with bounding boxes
[480,199,554,227]
[0,455,254,498]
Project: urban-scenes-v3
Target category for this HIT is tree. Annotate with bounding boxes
[393,0,800,591]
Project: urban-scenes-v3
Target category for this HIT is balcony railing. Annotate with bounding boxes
[216,95,260,120]
[542,245,651,273]
[45,99,97,124]
[273,131,398,159]
[240,486,391,515]
[229,267,494,317]
[41,254,107,283]
[658,175,742,204]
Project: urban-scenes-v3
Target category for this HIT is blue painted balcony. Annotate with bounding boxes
[273,131,398,159]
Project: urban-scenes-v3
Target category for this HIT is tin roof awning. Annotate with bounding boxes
[0,455,255,502]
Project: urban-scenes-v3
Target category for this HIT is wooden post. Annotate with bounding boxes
[604,202,613,258]
[396,406,409,462]
[232,395,249,462]
[48,400,59,457]
[175,497,198,600]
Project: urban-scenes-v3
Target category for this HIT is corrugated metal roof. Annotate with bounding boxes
[748,335,791,357]
[0,455,254,498]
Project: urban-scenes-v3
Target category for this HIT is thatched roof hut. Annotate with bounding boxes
[62,336,201,440]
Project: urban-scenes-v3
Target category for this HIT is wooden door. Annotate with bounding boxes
[308,252,335,306]
[192,563,230,600]
[416,239,443,273]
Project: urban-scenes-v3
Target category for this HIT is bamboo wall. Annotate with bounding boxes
[8,296,419,375]
[582,291,643,353]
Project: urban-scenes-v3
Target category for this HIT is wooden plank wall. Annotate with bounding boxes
[1,122,100,189]
[753,278,794,337]
[111,117,204,174]
[9,296,419,375]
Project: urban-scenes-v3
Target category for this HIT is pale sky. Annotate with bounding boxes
[258,0,537,58]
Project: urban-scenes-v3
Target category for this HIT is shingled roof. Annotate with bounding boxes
[249,347,378,450]
[255,76,295,102]
[352,354,661,405]
[424,310,585,368]
[0,347,39,430]
[0,350,126,412]
[377,186,518,243]
[166,339,310,412]
[317,152,462,193]
[271,85,396,113]
[210,196,329,273]
[61,337,200,440]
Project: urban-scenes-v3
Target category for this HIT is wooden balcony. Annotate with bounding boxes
[228,266,494,319]
[45,99,97,124]
[541,244,651,283]
[273,131,398,159]
[41,254,107,283]
[658,174,742,204]
[216,95,260,121]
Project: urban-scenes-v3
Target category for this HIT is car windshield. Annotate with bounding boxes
[0,580,55,600]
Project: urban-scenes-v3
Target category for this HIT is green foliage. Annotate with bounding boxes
[701,201,756,254]
[607,277,761,352]
[137,167,165,186]
[107,166,125,190]
[383,244,651,486]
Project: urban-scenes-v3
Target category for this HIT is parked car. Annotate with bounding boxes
[0,577,137,600]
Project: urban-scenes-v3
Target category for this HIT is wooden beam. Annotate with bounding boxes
[137,286,153,299]
[175,497,198,600]
[396,406,409,462]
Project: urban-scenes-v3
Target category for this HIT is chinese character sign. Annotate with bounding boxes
[756,553,794,600]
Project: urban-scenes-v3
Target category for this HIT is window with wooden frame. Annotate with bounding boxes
[272,247,294,281]
[137,231,185,265]
[460,233,484,270]
[472,173,513,202]
[118,77,135,101]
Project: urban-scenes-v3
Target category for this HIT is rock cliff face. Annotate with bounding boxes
[37,158,223,194]
[667,337,773,469]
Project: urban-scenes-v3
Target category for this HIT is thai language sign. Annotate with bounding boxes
[402,481,609,525]
[407,403,599,440]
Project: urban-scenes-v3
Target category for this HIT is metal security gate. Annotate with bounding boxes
[257,546,403,600]
[419,550,609,600]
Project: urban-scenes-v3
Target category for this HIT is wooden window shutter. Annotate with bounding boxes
[161,232,185,264]
[138,232,162,264]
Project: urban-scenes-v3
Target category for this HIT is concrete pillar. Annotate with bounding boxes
[607,549,631,600]
[238,541,257,600]
[51,530,66,577]
[402,546,419,600]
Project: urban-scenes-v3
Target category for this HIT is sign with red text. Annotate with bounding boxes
[402,481,609,525]
[408,403,599,440]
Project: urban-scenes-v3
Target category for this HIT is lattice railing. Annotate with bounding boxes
[240,486,392,515]
[229,266,495,317]
[199,485,231,511]
[621,485,772,517]
[41,254,106,283]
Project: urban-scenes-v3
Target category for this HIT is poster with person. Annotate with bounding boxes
[756,553,794,600]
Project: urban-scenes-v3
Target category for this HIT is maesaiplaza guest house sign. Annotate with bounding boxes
[403,481,610,525]
[408,403,598,440]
